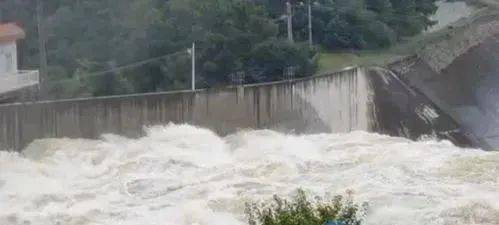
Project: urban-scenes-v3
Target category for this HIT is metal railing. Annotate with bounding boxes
[0,70,39,94]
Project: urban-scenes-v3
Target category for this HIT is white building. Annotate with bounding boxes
[0,23,39,95]
[0,23,24,74]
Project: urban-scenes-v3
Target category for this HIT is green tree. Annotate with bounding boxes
[249,39,317,81]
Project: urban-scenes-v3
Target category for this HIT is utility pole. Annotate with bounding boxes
[308,0,313,48]
[36,0,48,86]
[191,42,196,91]
[286,1,294,43]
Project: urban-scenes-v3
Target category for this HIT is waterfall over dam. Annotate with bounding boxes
[4,2,499,225]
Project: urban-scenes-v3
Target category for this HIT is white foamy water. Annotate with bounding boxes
[1,124,498,225]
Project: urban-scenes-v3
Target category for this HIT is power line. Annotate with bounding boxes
[83,51,187,78]
[46,50,188,85]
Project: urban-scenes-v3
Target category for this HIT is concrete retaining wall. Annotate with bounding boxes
[0,68,377,151]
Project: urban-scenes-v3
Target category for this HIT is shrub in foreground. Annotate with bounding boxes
[245,189,367,225]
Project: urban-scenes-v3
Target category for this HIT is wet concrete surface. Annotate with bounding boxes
[390,34,499,150]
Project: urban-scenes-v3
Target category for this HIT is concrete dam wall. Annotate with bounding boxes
[0,68,373,151]
[0,67,471,151]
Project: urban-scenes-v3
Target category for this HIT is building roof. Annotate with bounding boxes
[0,23,25,42]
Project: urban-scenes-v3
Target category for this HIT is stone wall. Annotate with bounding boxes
[418,13,499,72]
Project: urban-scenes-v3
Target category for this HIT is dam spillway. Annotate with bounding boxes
[2,2,499,225]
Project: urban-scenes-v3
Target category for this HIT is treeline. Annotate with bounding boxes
[261,0,438,49]
[0,0,438,98]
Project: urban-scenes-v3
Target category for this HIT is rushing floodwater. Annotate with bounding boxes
[0,124,498,225]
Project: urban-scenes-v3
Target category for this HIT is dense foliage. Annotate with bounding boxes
[257,0,438,49]
[0,0,438,98]
[245,189,367,225]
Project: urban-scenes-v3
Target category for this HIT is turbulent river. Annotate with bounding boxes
[0,124,498,225]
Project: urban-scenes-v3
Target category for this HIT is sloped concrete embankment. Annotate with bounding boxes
[367,67,472,147]
[389,17,499,150]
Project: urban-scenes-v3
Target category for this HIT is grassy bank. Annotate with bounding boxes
[318,51,402,74]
